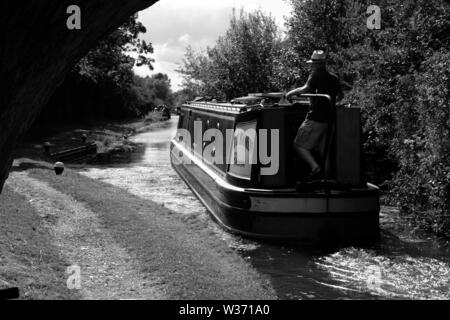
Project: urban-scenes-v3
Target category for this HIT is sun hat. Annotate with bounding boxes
[306,50,327,64]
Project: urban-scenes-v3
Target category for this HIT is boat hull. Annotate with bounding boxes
[170,140,380,244]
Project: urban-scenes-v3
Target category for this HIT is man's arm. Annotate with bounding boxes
[286,84,311,99]
[286,73,316,99]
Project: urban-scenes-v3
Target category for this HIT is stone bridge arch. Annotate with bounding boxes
[0,0,159,191]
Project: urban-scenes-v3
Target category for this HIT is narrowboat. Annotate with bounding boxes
[170,93,379,244]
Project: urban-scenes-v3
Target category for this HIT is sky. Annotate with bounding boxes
[134,0,292,91]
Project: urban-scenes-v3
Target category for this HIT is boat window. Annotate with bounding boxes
[228,120,257,180]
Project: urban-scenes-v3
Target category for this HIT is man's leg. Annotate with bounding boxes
[294,145,320,171]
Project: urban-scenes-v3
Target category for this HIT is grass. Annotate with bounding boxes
[0,185,81,299]
[16,159,275,299]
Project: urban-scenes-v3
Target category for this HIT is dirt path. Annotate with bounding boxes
[7,171,164,299]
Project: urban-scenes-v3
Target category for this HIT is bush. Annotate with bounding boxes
[389,51,450,236]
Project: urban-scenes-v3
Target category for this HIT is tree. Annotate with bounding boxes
[38,14,156,123]
[130,73,174,112]
[76,14,154,87]
[177,46,215,99]
[390,51,450,235]
[178,9,282,100]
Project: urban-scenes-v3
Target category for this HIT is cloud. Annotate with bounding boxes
[137,0,292,90]
[178,34,191,45]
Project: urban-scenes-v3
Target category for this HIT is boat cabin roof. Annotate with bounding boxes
[182,94,310,115]
[182,101,251,114]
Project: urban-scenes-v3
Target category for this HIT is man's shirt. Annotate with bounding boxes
[305,69,343,123]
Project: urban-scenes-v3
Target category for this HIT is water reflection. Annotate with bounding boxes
[80,116,450,300]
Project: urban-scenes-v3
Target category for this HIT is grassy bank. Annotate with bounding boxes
[2,159,275,299]
[15,112,169,164]
[0,185,81,299]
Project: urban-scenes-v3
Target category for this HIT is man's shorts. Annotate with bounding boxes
[293,119,329,152]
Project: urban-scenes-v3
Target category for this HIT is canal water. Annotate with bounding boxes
[80,117,450,299]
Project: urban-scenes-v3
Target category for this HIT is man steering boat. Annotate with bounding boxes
[286,50,344,180]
